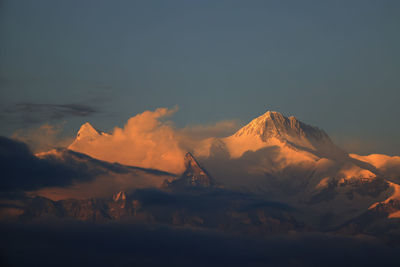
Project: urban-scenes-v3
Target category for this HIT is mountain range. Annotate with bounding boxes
[2,110,400,242]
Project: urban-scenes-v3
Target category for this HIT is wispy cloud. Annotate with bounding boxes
[3,102,99,124]
[11,123,73,153]
[0,136,95,192]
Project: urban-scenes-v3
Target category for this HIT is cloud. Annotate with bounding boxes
[381,157,400,179]
[0,136,172,195]
[130,187,294,216]
[68,107,240,174]
[1,222,399,267]
[4,106,239,176]
[0,136,93,192]
[3,102,99,124]
[0,107,242,197]
[69,107,186,174]
[33,169,172,201]
[11,123,73,153]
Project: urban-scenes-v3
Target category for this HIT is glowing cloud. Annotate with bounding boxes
[69,107,186,174]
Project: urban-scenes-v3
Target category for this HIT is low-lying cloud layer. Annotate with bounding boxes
[1,222,399,267]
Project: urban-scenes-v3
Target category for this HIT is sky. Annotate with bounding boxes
[0,0,399,155]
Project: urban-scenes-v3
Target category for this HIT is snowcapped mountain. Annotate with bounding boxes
[224,110,351,161]
[190,110,400,227]
[69,122,109,149]
[198,111,366,187]
[2,109,400,241]
[225,111,339,158]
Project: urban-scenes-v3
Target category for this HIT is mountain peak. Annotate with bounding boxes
[164,152,217,189]
[75,122,101,140]
[68,122,110,150]
[234,110,329,143]
[184,152,202,170]
[258,110,288,123]
[73,122,110,144]
[263,110,284,117]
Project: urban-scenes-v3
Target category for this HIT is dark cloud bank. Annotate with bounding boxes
[0,136,100,192]
[0,136,170,193]
[1,222,399,267]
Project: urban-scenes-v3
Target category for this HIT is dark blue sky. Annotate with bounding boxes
[1,0,399,155]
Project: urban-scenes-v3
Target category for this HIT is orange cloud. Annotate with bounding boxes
[69,107,186,174]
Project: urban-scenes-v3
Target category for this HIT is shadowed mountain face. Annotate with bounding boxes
[163,153,218,189]
[18,188,304,235]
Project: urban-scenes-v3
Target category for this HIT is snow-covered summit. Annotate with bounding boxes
[68,122,109,150]
[75,122,103,141]
[222,110,342,159]
[234,111,330,143]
